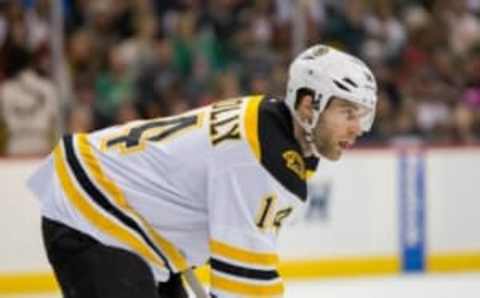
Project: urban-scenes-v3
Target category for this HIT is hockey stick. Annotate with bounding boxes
[183,268,209,298]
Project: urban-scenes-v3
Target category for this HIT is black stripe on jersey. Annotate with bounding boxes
[257,97,318,201]
[210,258,279,281]
[305,156,319,173]
[61,135,174,273]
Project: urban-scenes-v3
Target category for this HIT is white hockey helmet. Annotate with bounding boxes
[285,45,378,133]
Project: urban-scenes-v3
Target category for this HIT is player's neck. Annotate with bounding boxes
[293,120,313,157]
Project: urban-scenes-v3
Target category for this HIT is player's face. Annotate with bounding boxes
[312,97,365,161]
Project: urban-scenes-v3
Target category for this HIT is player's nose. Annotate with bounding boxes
[349,118,363,137]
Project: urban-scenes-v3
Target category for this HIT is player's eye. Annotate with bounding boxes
[344,109,356,120]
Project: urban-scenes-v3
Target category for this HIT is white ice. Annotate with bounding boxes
[285,272,480,298]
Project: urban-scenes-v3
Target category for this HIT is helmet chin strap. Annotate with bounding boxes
[310,142,323,159]
[304,131,323,159]
[292,108,324,159]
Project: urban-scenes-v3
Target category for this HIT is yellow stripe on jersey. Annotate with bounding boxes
[52,143,166,269]
[210,240,279,267]
[211,271,284,297]
[75,134,189,272]
[244,95,263,161]
[306,170,316,180]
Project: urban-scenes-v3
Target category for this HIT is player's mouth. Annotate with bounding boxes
[338,140,353,150]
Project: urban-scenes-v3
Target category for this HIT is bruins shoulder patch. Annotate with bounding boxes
[282,150,306,181]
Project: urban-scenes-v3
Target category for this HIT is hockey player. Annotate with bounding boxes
[28,45,377,297]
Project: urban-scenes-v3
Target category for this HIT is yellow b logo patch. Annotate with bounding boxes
[282,150,306,180]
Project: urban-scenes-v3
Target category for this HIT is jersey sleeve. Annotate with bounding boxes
[207,164,285,298]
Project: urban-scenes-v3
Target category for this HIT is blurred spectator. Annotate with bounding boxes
[94,46,135,128]
[198,0,250,72]
[115,100,140,124]
[248,72,270,95]
[135,33,181,118]
[84,0,120,67]
[365,88,395,143]
[461,43,480,110]
[118,15,159,76]
[273,0,326,54]
[184,53,213,106]
[211,69,241,100]
[67,104,93,133]
[450,102,477,144]
[325,0,367,55]
[169,10,197,78]
[67,29,99,99]
[0,37,57,156]
[439,0,480,56]
[25,0,51,50]
[391,99,422,145]
[363,0,406,63]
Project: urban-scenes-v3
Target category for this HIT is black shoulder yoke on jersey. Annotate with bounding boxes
[256,96,319,201]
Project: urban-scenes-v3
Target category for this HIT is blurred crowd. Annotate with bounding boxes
[1,0,480,156]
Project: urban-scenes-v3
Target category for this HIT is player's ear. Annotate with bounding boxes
[296,94,313,123]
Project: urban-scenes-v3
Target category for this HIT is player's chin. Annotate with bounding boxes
[320,147,342,161]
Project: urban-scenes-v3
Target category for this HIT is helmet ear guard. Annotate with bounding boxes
[293,88,315,110]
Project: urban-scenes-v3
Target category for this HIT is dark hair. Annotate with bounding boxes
[1,33,32,78]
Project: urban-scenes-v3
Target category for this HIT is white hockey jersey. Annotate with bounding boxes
[28,95,318,297]
[0,70,57,155]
